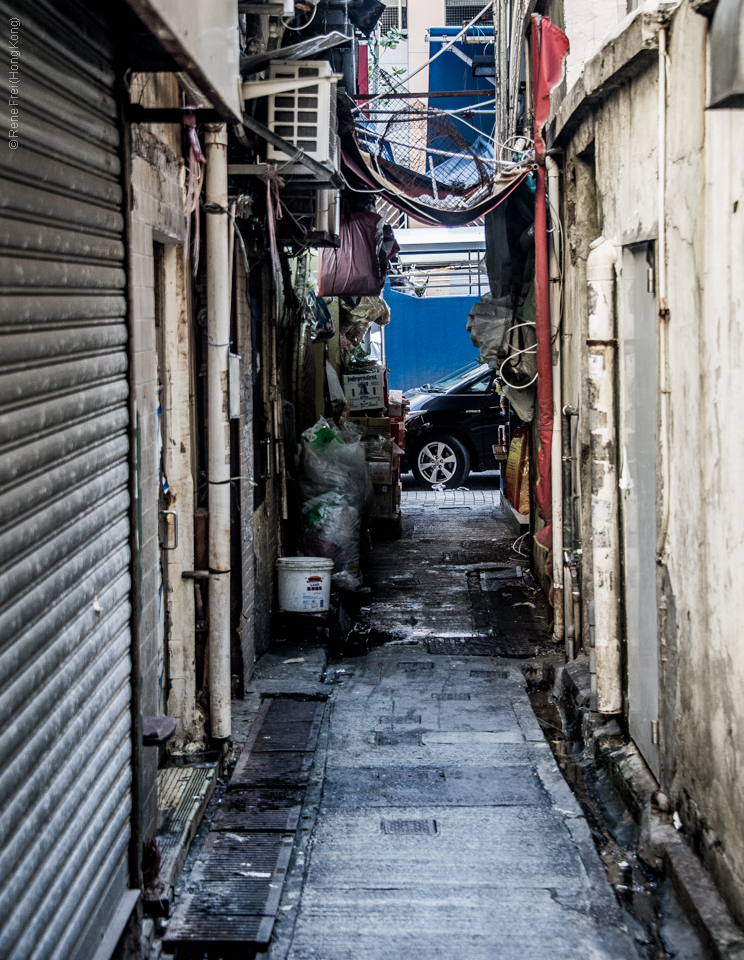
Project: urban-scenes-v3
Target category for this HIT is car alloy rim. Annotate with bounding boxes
[418,441,457,484]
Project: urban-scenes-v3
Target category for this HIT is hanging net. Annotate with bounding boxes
[348,69,532,225]
[357,98,494,211]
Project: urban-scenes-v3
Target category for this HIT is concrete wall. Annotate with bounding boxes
[553,0,744,924]
[562,0,626,91]
[128,73,188,838]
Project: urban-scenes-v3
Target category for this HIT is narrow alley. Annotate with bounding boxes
[160,488,669,959]
[6,3,744,960]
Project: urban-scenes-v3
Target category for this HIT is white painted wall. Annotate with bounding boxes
[563,0,627,90]
[556,0,744,924]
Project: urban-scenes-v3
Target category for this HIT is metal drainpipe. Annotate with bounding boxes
[657,16,671,564]
[205,125,232,743]
[562,404,578,659]
[586,236,622,714]
[546,155,563,646]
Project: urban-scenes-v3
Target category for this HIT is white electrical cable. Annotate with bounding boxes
[282,3,317,30]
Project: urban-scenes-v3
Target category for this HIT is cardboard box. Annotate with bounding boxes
[368,459,392,485]
[371,483,395,519]
[342,369,385,411]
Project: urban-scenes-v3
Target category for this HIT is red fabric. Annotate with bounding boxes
[531,15,570,160]
[318,209,384,297]
[530,15,569,521]
[358,44,368,94]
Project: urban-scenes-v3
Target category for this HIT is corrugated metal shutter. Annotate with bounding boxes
[0,2,133,959]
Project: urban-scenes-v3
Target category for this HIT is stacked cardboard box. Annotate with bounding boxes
[342,415,402,522]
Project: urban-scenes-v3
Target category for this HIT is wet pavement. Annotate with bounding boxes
[168,488,647,959]
[261,489,640,960]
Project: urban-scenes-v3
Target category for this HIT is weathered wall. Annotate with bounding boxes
[555,0,744,923]
[128,72,187,839]
[677,5,744,920]
[562,0,624,91]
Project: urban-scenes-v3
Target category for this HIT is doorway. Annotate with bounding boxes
[620,243,659,777]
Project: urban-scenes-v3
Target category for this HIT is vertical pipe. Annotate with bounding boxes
[586,236,621,714]
[205,125,232,742]
[657,19,671,563]
[546,155,563,645]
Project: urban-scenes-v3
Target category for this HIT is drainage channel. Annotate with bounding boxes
[164,698,326,957]
[527,682,707,960]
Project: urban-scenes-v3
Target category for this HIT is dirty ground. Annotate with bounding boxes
[165,488,661,959]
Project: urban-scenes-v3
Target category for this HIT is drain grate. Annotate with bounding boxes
[375,730,423,746]
[470,669,509,679]
[397,661,434,672]
[382,818,438,835]
[428,637,532,657]
[389,577,421,589]
[431,692,471,701]
[211,789,305,833]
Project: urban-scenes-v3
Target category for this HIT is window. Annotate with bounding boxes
[444,0,492,26]
[379,5,407,32]
[461,372,492,394]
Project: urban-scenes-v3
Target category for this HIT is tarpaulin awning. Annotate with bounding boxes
[339,94,531,227]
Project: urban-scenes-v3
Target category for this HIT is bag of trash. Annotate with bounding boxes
[298,418,373,589]
[301,493,363,589]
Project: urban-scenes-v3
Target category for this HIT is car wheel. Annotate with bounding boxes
[411,434,471,488]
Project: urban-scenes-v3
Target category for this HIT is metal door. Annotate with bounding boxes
[0,2,133,958]
[620,244,659,777]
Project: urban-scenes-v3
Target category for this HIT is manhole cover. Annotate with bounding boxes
[431,692,471,701]
[389,578,421,589]
[381,818,438,835]
[470,669,509,679]
[397,661,434,672]
[375,730,423,746]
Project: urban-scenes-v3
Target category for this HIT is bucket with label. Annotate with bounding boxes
[276,556,334,613]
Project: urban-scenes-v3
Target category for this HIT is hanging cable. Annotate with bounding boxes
[282,3,318,30]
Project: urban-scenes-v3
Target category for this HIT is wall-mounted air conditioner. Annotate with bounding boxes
[267,60,339,165]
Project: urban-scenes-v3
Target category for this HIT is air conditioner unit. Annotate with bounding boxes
[267,60,339,165]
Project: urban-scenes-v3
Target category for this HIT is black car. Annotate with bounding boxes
[403,363,511,488]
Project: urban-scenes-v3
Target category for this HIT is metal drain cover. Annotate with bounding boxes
[470,669,509,679]
[389,578,421,589]
[431,692,471,701]
[381,818,438,835]
[397,661,434,671]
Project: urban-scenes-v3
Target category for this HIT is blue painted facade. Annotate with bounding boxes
[384,281,480,392]
[428,26,496,146]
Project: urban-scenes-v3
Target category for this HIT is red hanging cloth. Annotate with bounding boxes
[530,14,569,521]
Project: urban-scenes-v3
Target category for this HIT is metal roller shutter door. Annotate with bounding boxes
[0,2,133,959]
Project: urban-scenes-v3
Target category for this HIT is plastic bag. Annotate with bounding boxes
[308,291,335,343]
[302,493,363,587]
[298,418,373,589]
[466,294,512,367]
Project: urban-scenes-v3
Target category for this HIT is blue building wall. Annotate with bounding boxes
[428,26,496,145]
[384,282,480,392]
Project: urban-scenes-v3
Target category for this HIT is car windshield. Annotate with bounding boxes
[426,363,485,393]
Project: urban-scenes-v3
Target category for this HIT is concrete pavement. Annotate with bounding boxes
[264,492,640,960]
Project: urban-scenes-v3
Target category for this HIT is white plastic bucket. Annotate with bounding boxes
[276,556,334,613]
